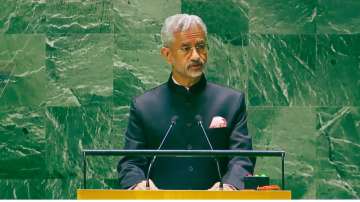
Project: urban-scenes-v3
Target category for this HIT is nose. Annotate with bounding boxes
[190,47,201,61]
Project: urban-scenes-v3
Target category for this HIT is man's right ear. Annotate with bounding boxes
[161,47,172,65]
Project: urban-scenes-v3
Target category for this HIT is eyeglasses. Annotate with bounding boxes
[178,42,209,55]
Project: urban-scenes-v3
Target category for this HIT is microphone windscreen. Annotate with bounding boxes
[171,115,179,123]
[195,115,202,122]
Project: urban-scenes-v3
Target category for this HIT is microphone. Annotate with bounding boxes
[195,115,224,190]
[146,115,178,189]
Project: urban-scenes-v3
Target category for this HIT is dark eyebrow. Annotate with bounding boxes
[181,42,191,47]
[181,40,206,47]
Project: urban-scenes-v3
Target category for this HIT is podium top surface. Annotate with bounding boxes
[77,189,291,200]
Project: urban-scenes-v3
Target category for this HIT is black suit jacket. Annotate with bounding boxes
[117,74,255,190]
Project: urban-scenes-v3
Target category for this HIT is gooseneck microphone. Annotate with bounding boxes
[145,115,178,189]
[195,115,224,190]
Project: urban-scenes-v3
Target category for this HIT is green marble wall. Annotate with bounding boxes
[0,0,359,199]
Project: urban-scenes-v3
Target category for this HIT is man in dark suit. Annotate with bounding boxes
[117,14,254,190]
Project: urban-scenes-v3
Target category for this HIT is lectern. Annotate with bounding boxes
[78,149,291,200]
[77,189,291,199]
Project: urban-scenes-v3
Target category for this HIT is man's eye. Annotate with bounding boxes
[182,46,192,52]
[197,44,206,49]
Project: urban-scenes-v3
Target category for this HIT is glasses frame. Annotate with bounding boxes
[177,42,209,56]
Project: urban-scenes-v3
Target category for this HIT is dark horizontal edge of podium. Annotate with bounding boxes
[82,149,286,190]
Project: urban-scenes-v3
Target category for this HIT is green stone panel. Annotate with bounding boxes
[272,107,316,199]
[43,178,80,199]
[44,178,116,199]
[248,0,316,34]
[181,0,248,45]
[315,34,360,106]
[113,0,181,34]
[44,107,84,178]
[45,0,113,34]
[0,179,46,199]
[112,105,129,149]
[114,49,169,90]
[0,0,47,34]
[113,61,144,141]
[113,64,145,107]
[114,32,169,91]
[0,34,47,108]
[250,107,317,199]
[0,173,106,199]
[86,157,122,189]
[317,0,360,34]
[113,0,180,90]
[247,34,317,106]
[43,104,121,196]
[206,35,248,92]
[0,34,45,73]
[44,105,117,180]
[248,107,274,150]
[0,107,45,179]
[45,34,113,106]
[0,178,82,199]
[316,107,360,199]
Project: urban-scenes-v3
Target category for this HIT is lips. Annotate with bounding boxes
[188,64,203,69]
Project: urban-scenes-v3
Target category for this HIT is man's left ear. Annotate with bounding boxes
[161,47,172,65]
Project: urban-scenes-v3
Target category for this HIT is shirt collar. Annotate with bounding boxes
[172,76,190,91]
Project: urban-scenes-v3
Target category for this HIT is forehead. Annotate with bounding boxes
[173,26,206,45]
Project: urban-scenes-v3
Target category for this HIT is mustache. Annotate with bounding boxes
[187,60,204,67]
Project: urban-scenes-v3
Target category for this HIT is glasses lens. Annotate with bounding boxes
[179,43,208,55]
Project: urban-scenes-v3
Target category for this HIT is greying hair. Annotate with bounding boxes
[161,14,207,47]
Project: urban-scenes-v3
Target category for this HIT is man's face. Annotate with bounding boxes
[161,25,208,82]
